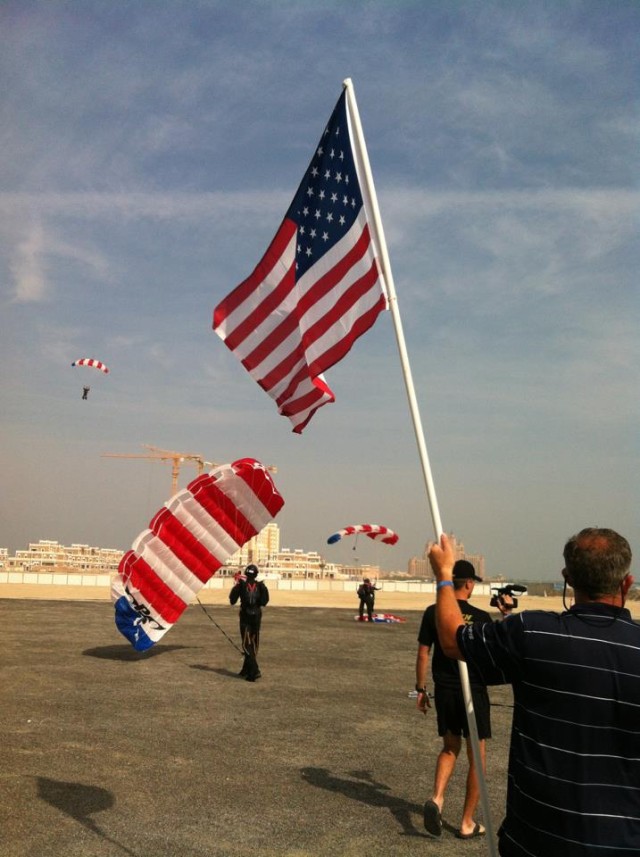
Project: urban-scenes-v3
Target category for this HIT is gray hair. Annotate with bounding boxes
[563,528,632,597]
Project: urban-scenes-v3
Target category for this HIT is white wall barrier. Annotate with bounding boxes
[0,571,492,598]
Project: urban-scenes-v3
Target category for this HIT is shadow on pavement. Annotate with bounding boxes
[300,767,426,838]
[36,776,140,857]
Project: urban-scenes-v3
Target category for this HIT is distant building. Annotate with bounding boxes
[1,523,410,581]
[4,540,122,573]
[407,534,485,580]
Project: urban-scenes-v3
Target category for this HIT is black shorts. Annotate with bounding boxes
[434,684,491,739]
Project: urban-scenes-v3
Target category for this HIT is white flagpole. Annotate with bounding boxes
[343,77,497,855]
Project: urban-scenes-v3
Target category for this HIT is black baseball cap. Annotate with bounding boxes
[453,560,482,582]
[245,564,259,576]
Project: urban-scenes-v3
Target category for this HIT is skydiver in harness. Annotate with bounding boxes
[357,577,381,622]
[229,564,269,681]
[82,386,90,400]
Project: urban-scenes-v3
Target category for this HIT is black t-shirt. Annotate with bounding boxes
[418,600,492,688]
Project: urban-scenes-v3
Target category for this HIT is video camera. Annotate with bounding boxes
[490,583,528,609]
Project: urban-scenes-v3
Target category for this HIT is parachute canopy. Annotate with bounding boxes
[112,458,285,651]
[354,612,406,624]
[327,524,398,546]
[72,358,109,374]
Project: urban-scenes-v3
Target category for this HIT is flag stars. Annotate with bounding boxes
[326,212,333,223]
[339,215,346,226]
[324,169,331,180]
[314,209,321,220]
[319,190,325,200]
[330,148,335,159]
[322,231,329,242]
[331,192,338,203]
[302,206,309,216]
[306,187,314,197]
[335,172,342,182]
[311,167,319,178]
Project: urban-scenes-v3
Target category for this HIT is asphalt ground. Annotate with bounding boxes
[2,598,515,857]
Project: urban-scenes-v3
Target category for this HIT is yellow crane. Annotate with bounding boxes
[102,444,277,495]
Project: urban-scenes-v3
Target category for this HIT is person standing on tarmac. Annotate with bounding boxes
[229,564,269,681]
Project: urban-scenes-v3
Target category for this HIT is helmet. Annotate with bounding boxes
[245,564,259,577]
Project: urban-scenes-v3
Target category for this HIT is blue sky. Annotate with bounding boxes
[1,1,638,581]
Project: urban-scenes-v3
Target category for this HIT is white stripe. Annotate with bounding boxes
[510,776,640,821]
[251,216,379,393]
[518,759,640,791]
[526,655,640,682]
[165,491,241,563]
[236,209,375,377]
[219,230,297,353]
[516,701,640,735]
[131,530,202,604]
[521,679,640,710]
[203,465,276,531]
[517,726,640,762]
[525,627,640,654]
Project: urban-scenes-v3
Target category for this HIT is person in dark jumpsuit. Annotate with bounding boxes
[229,564,269,681]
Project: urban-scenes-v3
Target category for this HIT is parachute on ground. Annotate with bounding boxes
[112,458,285,651]
[71,358,110,374]
[354,612,406,624]
[327,524,398,546]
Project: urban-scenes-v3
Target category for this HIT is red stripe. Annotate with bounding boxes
[242,287,300,372]
[279,379,333,416]
[213,219,297,331]
[150,507,219,584]
[120,552,187,624]
[273,279,382,410]
[255,225,372,390]
[308,295,386,378]
[224,253,297,354]
[262,232,381,405]
[189,478,256,546]
[297,224,372,317]
[232,459,286,516]
[258,339,306,398]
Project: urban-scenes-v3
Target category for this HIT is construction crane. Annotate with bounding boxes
[101,444,277,495]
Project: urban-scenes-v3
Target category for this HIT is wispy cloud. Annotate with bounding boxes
[9,222,46,302]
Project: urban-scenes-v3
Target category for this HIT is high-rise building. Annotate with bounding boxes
[407,534,485,579]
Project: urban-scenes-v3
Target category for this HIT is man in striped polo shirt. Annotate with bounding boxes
[429,527,638,856]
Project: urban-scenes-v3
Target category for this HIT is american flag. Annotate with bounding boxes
[213,88,388,433]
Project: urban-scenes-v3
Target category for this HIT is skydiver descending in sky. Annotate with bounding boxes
[82,386,90,400]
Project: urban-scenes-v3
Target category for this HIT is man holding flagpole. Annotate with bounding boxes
[429,528,640,856]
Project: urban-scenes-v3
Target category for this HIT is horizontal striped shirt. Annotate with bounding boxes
[458,603,640,856]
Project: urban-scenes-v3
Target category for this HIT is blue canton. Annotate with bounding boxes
[286,90,363,278]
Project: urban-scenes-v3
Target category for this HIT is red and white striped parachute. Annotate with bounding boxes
[327,524,398,546]
[71,358,110,374]
[112,458,284,651]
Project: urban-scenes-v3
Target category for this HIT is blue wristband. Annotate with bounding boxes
[436,580,454,589]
